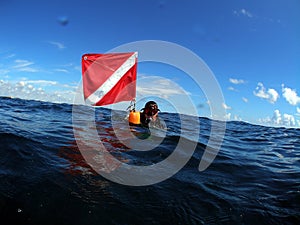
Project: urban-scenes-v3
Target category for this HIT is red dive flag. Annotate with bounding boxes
[81,52,137,106]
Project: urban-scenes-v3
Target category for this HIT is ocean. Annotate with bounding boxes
[0,96,299,225]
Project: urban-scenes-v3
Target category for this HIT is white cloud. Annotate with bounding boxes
[26,80,58,86]
[17,81,26,87]
[234,9,253,18]
[272,109,282,125]
[259,109,297,127]
[13,59,39,72]
[229,78,246,84]
[74,66,81,71]
[4,54,16,59]
[225,112,231,120]
[254,83,269,98]
[282,85,300,106]
[13,59,34,68]
[105,75,199,116]
[282,113,295,127]
[222,102,231,110]
[233,115,242,121]
[0,79,75,104]
[18,67,39,72]
[268,89,279,103]
[2,75,193,110]
[137,76,188,99]
[242,97,248,103]
[253,82,279,104]
[48,41,66,50]
[0,69,10,75]
[54,69,69,73]
[228,86,238,92]
[296,107,300,116]
[228,78,246,92]
[258,117,271,124]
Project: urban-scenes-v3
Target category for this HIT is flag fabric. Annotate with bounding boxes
[81,52,137,106]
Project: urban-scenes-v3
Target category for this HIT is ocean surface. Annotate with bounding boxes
[0,96,299,225]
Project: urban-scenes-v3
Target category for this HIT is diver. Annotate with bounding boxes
[140,101,161,128]
[128,100,164,128]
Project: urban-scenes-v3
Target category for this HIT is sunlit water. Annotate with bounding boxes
[0,97,299,225]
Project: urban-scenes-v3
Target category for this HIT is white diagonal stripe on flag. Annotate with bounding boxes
[85,52,137,105]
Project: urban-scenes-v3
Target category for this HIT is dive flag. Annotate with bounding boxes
[81,52,137,106]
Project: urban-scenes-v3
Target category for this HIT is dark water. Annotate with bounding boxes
[0,96,299,225]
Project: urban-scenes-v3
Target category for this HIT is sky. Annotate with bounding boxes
[0,0,299,128]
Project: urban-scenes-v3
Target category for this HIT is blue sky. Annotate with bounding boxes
[0,0,299,127]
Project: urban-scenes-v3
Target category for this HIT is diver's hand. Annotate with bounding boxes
[149,117,166,130]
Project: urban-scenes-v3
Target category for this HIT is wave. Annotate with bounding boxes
[0,96,299,224]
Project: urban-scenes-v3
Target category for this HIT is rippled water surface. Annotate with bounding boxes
[0,97,299,224]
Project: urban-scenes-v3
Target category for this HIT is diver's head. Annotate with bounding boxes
[143,101,160,116]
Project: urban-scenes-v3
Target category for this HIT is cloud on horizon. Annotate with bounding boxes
[259,109,298,127]
[0,79,76,103]
[271,109,296,127]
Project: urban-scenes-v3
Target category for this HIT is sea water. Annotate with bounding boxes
[0,97,299,224]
